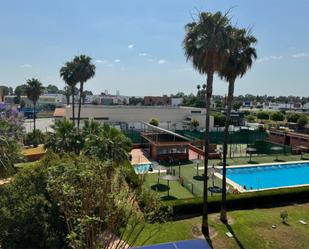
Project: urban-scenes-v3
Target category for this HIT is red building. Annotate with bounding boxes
[269,129,309,153]
[144,96,171,106]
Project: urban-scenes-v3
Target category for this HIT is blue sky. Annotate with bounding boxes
[0,0,308,96]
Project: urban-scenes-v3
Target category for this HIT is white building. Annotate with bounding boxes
[4,94,66,108]
[171,98,183,107]
[263,102,303,111]
[58,105,213,131]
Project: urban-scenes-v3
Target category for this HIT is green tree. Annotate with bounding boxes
[24,129,46,146]
[45,84,60,94]
[297,115,308,128]
[149,118,159,126]
[287,113,301,123]
[72,55,96,129]
[218,27,257,222]
[47,154,162,249]
[246,114,256,123]
[25,79,44,143]
[84,123,132,165]
[0,159,68,248]
[45,119,84,154]
[270,111,285,122]
[183,11,231,237]
[191,118,199,130]
[14,84,27,104]
[60,61,79,125]
[257,111,270,121]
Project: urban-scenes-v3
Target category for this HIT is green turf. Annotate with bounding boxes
[132,203,309,249]
[142,155,309,199]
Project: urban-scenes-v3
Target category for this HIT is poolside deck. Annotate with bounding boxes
[130,149,151,165]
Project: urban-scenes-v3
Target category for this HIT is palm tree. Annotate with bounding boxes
[63,86,71,106]
[25,78,44,143]
[72,55,96,129]
[183,11,231,238]
[45,119,83,154]
[84,123,132,165]
[219,28,257,223]
[60,61,78,124]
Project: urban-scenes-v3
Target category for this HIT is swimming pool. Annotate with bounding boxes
[134,163,152,174]
[225,162,309,191]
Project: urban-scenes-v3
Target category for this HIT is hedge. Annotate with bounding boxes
[165,186,309,217]
[123,160,139,188]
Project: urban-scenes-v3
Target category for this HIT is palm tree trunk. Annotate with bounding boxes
[71,86,75,125]
[33,103,36,138]
[202,71,213,239]
[77,82,83,130]
[220,79,235,223]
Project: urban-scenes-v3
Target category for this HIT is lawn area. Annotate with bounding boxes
[143,155,309,199]
[132,202,309,249]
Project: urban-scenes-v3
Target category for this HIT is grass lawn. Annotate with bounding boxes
[132,202,309,249]
[143,155,309,199]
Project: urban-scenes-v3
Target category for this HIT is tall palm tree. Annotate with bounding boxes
[219,28,257,223]
[72,55,96,129]
[183,11,231,238]
[25,78,44,142]
[60,61,78,124]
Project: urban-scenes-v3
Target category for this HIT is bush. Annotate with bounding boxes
[165,186,309,217]
[24,129,46,146]
[0,158,68,249]
[213,113,226,126]
[270,112,285,122]
[149,118,159,126]
[246,115,256,123]
[123,160,140,188]
[297,115,308,128]
[257,111,269,120]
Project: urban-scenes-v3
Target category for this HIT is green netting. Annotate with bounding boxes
[176,129,268,144]
[124,131,142,144]
[251,140,292,155]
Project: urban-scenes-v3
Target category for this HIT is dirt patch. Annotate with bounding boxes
[210,213,235,225]
[192,224,218,239]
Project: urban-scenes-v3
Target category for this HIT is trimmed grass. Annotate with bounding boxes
[132,203,309,249]
[143,155,309,199]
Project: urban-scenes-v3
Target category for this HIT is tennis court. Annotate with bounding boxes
[131,239,211,249]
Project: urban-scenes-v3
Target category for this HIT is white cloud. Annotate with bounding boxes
[158,59,167,65]
[128,44,134,49]
[114,59,121,63]
[291,52,309,58]
[139,52,149,57]
[257,55,283,63]
[95,59,107,64]
[20,63,32,68]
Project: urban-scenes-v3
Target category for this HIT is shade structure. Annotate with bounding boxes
[159,174,179,196]
[271,146,283,160]
[153,164,168,185]
[246,147,257,162]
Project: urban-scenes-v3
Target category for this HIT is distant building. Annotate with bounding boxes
[57,105,214,131]
[144,96,170,106]
[4,94,66,109]
[263,102,303,111]
[171,98,183,107]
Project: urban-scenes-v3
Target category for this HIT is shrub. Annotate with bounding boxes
[246,115,256,123]
[123,160,140,188]
[270,112,285,122]
[24,129,46,146]
[149,118,159,126]
[165,186,309,217]
[297,115,308,128]
[257,111,269,120]
[280,210,288,223]
[0,158,68,249]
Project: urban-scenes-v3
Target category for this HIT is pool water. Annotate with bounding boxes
[134,163,152,174]
[226,162,309,190]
